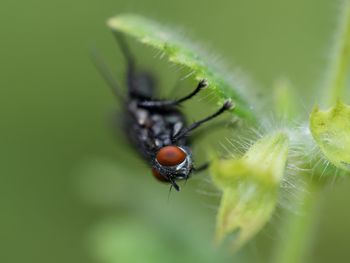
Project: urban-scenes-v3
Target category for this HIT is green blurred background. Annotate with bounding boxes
[2,0,350,262]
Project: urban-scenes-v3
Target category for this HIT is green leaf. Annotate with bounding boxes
[107,14,256,121]
[210,132,289,250]
[310,101,350,172]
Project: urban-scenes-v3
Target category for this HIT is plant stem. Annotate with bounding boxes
[326,0,350,106]
[271,182,323,263]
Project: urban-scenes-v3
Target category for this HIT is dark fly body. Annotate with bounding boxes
[94,34,233,191]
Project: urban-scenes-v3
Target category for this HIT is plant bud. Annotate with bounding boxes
[310,101,350,172]
[210,132,289,250]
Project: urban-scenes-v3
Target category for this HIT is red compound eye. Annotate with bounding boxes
[156,146,186,166]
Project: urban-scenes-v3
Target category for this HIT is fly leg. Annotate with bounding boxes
[137,79,208,108]
[114,33,135,75]
[172,100,234,142]
[189,118,239,142]
[92,33,137,100]
[168,177,180,191]
[113,33,140,97]
[193,162,210,173]
[176,162,209,182]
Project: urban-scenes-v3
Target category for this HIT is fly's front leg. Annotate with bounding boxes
[137,79,208,109]
[193,162,210,173]
[175,79,208,104]
[172,100,234,142]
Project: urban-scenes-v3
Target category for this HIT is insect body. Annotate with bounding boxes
[94,34,232,191]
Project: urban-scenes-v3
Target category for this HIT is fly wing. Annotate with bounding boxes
[91,48,125,101]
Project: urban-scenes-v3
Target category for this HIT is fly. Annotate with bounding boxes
[93,34,233,191]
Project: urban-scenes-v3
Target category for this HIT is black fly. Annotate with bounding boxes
[93,34,233,191]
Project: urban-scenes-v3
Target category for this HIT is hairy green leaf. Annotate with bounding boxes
[107,14,256,121]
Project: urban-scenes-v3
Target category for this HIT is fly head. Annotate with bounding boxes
[151,145,193,191]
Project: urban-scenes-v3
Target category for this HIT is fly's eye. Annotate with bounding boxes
[151,168,169,182]
[156,146,186,166]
